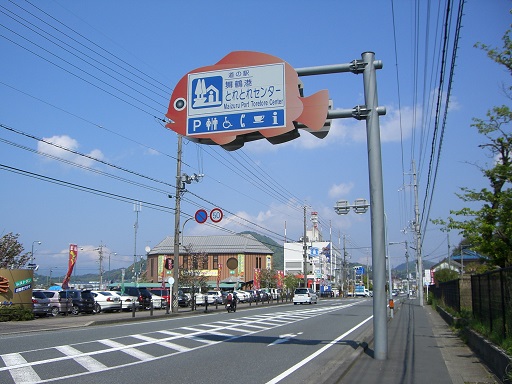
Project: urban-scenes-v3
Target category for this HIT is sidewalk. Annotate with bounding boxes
[338,298,500,384]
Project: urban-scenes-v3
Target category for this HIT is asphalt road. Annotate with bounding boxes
[0,299,374,384]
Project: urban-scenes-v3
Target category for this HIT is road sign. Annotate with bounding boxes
[210,208,223,223]
[187,63,286,136]
[195,209,208,224]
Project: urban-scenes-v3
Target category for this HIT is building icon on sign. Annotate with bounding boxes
[192,76,222,108]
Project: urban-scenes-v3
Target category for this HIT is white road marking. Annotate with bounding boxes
[266,315,374,384]
[99,339,154,360]
[131,334,191,353]
[55,345,107,372]
[1,353,41,384]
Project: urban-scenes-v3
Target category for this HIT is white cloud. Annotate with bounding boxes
[38,135,104,168]
[328,181,354,198]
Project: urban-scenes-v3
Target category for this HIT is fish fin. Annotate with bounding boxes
[296,90,329,131]
[210,135,238,145]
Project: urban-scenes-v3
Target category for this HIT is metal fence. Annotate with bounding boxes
[430,278,461,313]
[471,266,512,340]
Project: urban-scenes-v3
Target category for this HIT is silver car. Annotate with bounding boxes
[32,291,51,317]
[293,288,318,305]
[40,290,72,316]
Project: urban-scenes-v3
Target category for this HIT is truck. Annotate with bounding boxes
[355,286,370,297]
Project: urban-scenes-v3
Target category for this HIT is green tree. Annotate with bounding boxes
[283,274,301,294]
[434,268,459,283]
[0,232,31,269]
[435,26,512,268]
[259,268,277,288]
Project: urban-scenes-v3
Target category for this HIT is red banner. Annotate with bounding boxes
[62,244,78,289]
[217,263,222,290]
[276,270,284,289]
[254,268,261,290]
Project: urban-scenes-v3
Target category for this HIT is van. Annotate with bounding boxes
[59,290,95,315]
[41,290,72,316]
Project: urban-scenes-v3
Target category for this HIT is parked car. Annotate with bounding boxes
[234,290,251,303]
[192,292,206,306]
[178,293,190,307]
[32,291,51,317]
[40,290,72,316]
[293,288,318,305]
[60,290,96,315]
[149,288,170,305]
[111,292,139,311]
[151,293,164,309]
[258,290,271,302]
[111,287,152,310]
[245,290,259,301]
[91,291,122,313]
[206,290,223,304]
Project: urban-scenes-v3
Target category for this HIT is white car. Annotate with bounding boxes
[91,291,122,313]
[151,293,164,309]
[206,291,223,304]
[193,292,207,306]
[293,288,318,305]
[234,290,251,303]
[111,292,138,311]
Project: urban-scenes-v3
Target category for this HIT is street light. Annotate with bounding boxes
[31,241,41,264]
[334,199,370,297]
[108,252,117,273]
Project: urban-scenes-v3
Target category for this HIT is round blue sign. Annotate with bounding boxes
[195,209,208,224]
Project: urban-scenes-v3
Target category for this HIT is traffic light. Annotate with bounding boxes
[164,258,174,270]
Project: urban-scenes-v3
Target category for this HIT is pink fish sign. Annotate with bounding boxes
[166,51,329,150]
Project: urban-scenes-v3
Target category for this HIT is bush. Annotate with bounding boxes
[0,305,34,321]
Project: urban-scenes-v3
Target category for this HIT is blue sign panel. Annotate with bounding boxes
[188,109,285,135]
[186,63,286,136]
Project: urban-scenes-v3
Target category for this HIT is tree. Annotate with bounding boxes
[259,268,277,288]
[435,26,512,268]
[283,274,301,294]
[0,232,31,269]
[434,268,459,283]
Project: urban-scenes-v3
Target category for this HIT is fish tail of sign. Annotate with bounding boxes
[296,90,330,131]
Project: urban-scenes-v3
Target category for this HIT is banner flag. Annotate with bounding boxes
[62,244,78,289]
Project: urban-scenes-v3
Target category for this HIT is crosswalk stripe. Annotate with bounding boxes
[99,339,154,360]
[55,345,107,372]
[1,353,41,384]
[131,334,191,352]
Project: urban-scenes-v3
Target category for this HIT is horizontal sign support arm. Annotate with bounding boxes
[296,59,383,76]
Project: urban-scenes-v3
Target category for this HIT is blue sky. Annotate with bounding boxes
[1,0,510,277]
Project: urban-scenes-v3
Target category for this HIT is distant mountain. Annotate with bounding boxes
[239,231,284,270]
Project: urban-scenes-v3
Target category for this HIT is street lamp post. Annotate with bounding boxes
[108,252,117,273]
[31,241,41,264]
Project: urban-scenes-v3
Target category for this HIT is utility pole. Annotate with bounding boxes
[172,135,183,313]
[98,243,104,289]
[133,202,141,283]
[412,161,424,306]
[405,240,409,298]
[302,205,308,288]
[343,234,347,297]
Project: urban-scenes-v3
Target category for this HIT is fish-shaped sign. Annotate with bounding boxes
[166,51,330,150]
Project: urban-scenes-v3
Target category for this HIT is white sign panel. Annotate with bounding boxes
[187,63,286,136]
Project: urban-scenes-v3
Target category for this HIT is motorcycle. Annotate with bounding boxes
[225,298,236,313]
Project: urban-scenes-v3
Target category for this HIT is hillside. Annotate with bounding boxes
[239,231,284,270]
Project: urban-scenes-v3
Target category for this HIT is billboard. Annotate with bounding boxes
[0,269,34,309]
